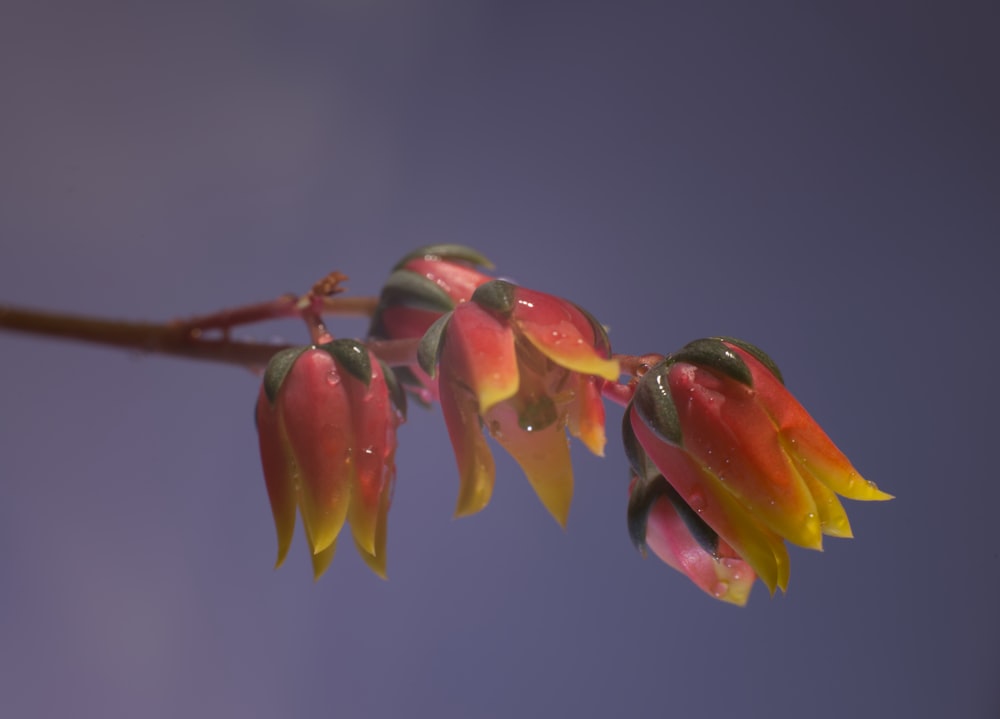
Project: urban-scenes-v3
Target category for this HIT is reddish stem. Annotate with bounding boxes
[601,380,636,408]
[601,352,666,407]
[0,304,291,370]
[0,294,381,372]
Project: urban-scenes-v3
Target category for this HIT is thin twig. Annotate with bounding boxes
[0,304,291,370]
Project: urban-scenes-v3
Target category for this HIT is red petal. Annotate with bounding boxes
[642,488,757,606]
[254,386,297,568]
[439,372,496,518]
[668,362,823,549]
[632,409,790,592]
[344,355,399,556]
[485,401,574,527]
[444,301,519,412]
[377,305,442,341]
[566,375,607,457]
[403,257,493,303]
[353,469,394,579]
[513,286,619,381]
[728,344,893,502]
[277,348,354,554]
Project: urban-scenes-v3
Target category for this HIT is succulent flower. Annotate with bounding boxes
[419,279,619,525]
[254,340,405,579]
[624,337,892,604]
[368,244,494,403]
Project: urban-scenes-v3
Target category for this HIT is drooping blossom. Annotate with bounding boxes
[419,279,620,525]
[624,337,892,604]
[255,340,405,578]
[368,244,494,403]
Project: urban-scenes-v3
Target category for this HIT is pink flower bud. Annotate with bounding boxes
[254,340,404,579]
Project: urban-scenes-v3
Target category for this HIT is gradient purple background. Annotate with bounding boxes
[2,2,998,718]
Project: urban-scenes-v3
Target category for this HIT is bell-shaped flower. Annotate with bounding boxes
[624,337,892,603]
[368,244,495,404]
[628,472,756,606]
[254,339,405,579]
[419,279,620,526]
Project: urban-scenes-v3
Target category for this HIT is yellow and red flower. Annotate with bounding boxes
[419,280,620,525]
[254,340,405,579]
[368,244,494,403]
[624,337,892,604]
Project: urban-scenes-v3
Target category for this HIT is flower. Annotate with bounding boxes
[419,279,620,525]
[368,244,495,404]
[254,340,405,579]
[624,337,892,604]
[627,472,757,606]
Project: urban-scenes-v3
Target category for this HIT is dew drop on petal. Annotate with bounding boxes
[712,581,729,598]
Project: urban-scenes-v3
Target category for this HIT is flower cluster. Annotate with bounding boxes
[252,245,891,604]
[623,337,892,604]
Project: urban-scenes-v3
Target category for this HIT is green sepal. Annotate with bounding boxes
[378,269,456,313]
[632,362,683,445]
[417,312,452,378]
[262,346,309,405]
[673,338,753,388]
[621,408,654,481]
[321,338,372,387]
[391,244,494,271]
[714,336,784,384]
[471,279,516,317]
[627,472,720,560]
[378,359,408,421]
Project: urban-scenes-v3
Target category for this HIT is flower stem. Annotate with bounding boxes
[601,380,636,407]
[0,295,381,372]
[600,353,666,407]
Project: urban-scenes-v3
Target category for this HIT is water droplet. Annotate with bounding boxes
[804,512,820,535]
[688,492,706,512]
[326,371,341,386]
[712,581,729,598]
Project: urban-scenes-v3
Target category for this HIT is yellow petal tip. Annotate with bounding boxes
[274,544,290,570]
[454,474,494,518]
[476,379,519,415]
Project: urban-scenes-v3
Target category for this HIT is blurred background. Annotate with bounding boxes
[1,2,997,717]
